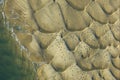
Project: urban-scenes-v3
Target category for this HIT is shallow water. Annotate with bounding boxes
[0,10,36,80]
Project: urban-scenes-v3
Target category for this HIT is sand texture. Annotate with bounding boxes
[4,0,120,80]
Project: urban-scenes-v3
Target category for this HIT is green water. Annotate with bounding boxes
[0,8,36,80]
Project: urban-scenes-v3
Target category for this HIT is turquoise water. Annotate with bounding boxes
[0,11,36,80]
